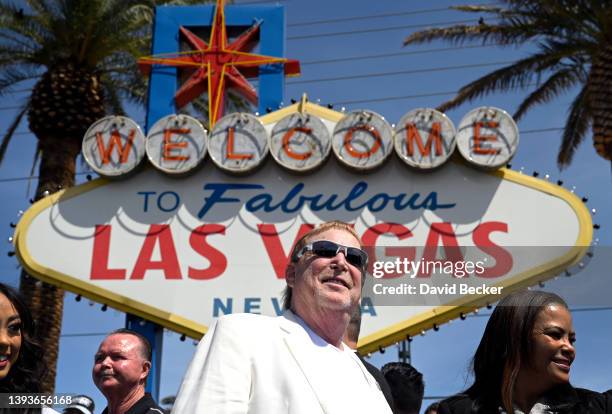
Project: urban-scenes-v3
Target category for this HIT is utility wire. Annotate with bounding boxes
[0,105,23,111]
[0,46,501,109]
[0,171,93,183]
[331,81,541,106]
[288,18,489,41]
[287,60,514,85]
[302,44,502,66]
[0,44,515,102]
[289,5,491,27]
[60,332,107,338]
[332,90,459,106]
[520,127,564,135]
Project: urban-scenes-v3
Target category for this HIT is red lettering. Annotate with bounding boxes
[163,128,190,161]
[473,121,500,155]
[95,129,136,164]
[226,127,254,160]
[282,127,313,160]
[188,224,227,280]
[258,223,315,279]
[406,122,443,157]
[90,225,126,280]
[131,225,182,279]
[361,223,414,278]
[473,221,513,278]
[419,222,463,277]
[343,125,382,158]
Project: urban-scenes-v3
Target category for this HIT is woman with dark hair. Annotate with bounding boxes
[0,282,59,413]
[439,289,611,414]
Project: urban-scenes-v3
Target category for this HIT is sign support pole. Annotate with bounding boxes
[398,340,411,364]
[126,314,163,400]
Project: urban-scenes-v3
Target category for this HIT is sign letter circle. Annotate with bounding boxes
[146,114,208,175]
[394,108,456,170]
[209,113,269,173]
[269,113,332,172]
[456,106,519,169]
[332,110,393,170]
[82,115,146,178]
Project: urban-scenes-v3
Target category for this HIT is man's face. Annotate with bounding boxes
[287,228,363,316]
[92,334,150,398]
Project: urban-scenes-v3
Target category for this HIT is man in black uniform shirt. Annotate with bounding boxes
[92,329,164,414]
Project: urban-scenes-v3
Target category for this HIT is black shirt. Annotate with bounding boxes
[101,393,164,414]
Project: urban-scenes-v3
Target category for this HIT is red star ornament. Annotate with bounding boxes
[139,0,300,126]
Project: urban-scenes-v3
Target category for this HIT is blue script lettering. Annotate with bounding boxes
[198,183,264,218]
[197,181,455,219]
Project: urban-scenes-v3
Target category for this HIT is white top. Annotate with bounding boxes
[500,402,554,414]
[172,311,392,414]
[293,313,391,413]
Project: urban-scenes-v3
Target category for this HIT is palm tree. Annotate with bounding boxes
[0,0,207,392]
[404,0,612,167]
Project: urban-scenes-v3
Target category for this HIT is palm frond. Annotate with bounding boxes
[0,47,37,66]
[557,84,590,167]
[0,3,49,47]
[437,50,566,112]
[0,65,41,94]
[514,67,582,120]
[0,103,28,165]
[100,76,126,115]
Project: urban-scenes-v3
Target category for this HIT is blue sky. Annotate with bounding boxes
[1,0,611,412]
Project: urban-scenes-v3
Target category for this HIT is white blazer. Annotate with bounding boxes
[172,311,392,414]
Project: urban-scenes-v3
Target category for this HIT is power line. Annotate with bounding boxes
[330,81,542,106]
[61,332,107,338]
[6,88,32,93]
[289,6,465,27]
[0,171,92,183]
[287,60,514,85]
[0,105,23,111]
[332,90,458,106]
[288,18,485,41]
[0,45,507,107]
[302,44,501,66]
[520,127,564,135]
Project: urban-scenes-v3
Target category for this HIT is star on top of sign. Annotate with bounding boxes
[138,0,300,126]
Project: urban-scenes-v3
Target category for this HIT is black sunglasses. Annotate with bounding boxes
[293,240,368,269]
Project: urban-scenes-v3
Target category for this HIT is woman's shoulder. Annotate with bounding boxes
[571,387,611,412]
[547,385,611,413]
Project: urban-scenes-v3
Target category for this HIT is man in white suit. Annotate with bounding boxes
[172,221,393,413]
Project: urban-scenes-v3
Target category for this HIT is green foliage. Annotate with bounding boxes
[404,0,612,167]
[0,0,209,163]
